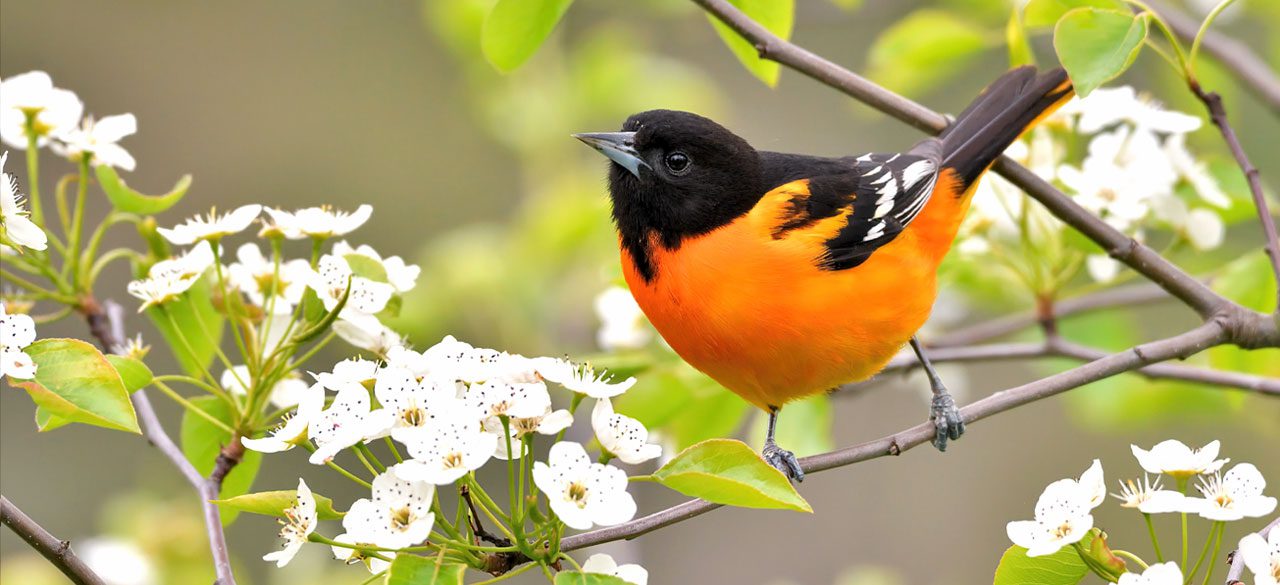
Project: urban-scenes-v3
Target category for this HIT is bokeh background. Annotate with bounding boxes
[2,0,1277,584]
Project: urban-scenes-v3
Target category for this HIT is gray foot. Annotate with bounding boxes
[763,441,805,482]
[930,392,966,452]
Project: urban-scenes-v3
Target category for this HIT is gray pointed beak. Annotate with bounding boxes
[573,131,650,178]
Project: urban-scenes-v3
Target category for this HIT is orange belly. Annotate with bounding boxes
[622,173,971,410]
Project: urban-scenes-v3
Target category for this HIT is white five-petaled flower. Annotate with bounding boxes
[333,318,404,355]
[1,152,47,251]
[463,379,553,420]
[1006,478,1095,557]
[535,358,636,399]
[1073,459,1106,510]
[1117,562,1183,585]
[1063,86,1202,135]
[52,114,137,170]
[242,383,326,454]
[313,357,380,391]
[392,400,496,485]
[308,254,394,316]
[416,335,516,384]
[0,302,38,379]
[157,204,263,245]
[364,366,459,439]
[1187,463,1276,521]
[580,553,649,585]
[592,398,662,465]
[263,478,317,567]
[533,441,637,530]
[1239,525,1280,585]
[1131,439,1229,480]
[332,240,421,293]
[484,407,574,460]
[1111,475,1189,514]
[344,467,437,550]
[308,381,375,464]
[226,243,310,315]
[261,205,372,240]
[330,501,390,574]
[594,286,652,351]
[0,71,83,149]
[126,241,216,311]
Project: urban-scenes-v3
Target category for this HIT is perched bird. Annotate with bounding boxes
[574,67,1073,480]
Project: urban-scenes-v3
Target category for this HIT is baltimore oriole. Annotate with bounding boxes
[574,67,1074,480]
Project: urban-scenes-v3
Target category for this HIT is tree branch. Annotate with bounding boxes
[79,298,239,585]
[1,495,106,585]
[1188,80,1280,309]
[1225,515,1280,584]
[1145,0,1280,113]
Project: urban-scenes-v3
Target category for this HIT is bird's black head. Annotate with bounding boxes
[574,110,763,280]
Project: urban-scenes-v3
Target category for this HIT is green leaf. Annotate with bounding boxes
[708,0,795,87]
[867,10,992,96]
[1208,251,1279,376]
[96,165,191,215]
[180,396,262,525]
[34,406,72,432]
[383,554,467,585]
[213,489,344,521]
[553,572,632,585]
[1007,5,1037,67]
[653,438,811,512]
[14,339,140,434]
[145,277,224,378]
[105,354,153,392]
[748,394,832,457]
[344,253,389,283]
[480,0,575,72]
[1054,8,1148,97]
[992,544,1089,585]
[1024,0,1125,29]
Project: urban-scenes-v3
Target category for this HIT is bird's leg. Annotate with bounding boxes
[761,406,805,482]
[909,336,966,452]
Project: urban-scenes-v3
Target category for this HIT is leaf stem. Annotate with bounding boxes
[1112,549,1149,570]
[150,379,234,434]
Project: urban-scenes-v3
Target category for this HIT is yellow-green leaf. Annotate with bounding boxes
[145,276,224,378]
[992,544,1089,585]
[14,339,140,434]
[748,394,832,457]
[213,489,344,521]
[1007,5,1037,67]
[480,0,575,72]
[384,554,467,585]
[867,10,993,96]
[180,396,262,524]
[653,438,811,512]
[96,165,191,215]
[707,0,795,87]
[105,354,153,392]
[1024,0,1126,29]
[1054,8,1148,97]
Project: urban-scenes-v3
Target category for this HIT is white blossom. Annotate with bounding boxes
[261,205,372,240]
[1006,478,1095,557]
[332,240,420,293]
[343,467,436,550]
[79,538,156,585]
[580,553,649,585]
[157,205,263,245]
[308,254,394,316]
[126,242,216,311]
[533,441,637,530]
[417,335,520,384]
[1184,208,1224,251]
[52,114,137,170]
[463,379,553,420]
[0,71,83,149]
[1117,562,1183,585]
[263,478,317,567]
[330,501,390,574]
[364,366,459,438]
[333,317,403,355]
[1164,134,1230,208]
[535,358,636,399]
[220,366,311,410]
[226,243,309,315]
[308,381,375,464]
[1,152,47,251]
[1074,459,1106,510]
[1238,525,1280,585]
[242,383,325,454]
[1111,475,1189,514]
[484,407,573,460]
[594,286,651,351]
[0,302,38,379]
[1187,463,1276,521]
[313,357,380,391]
[1063,86,1201,135]
[1131,439,1228,479]
[392,400,496,485]
[592,397,661,465]
[1086,255,1122,283]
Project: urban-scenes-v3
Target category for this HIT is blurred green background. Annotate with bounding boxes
[2,0,1277,583]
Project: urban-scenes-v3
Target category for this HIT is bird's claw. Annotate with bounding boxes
[763,442,805,482]
[929,392,965,452]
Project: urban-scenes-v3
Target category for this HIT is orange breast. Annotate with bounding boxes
[621,172,971,410]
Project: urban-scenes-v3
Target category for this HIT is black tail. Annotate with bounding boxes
[939,66,1074,187]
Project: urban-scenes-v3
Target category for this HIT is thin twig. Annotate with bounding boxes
[1145,0,1280,112]
[81,298,239,585]
[1225,515,1280,584]
[0,495,106,585]
[1189,80,1280,309]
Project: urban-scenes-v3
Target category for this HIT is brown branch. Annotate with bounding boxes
[558,323,1230,553]
[1,495,106,585]
[79,298,239,585]
[1226,515,1280,584]
[1189,80,1280,309]
[1145,0,1280,113]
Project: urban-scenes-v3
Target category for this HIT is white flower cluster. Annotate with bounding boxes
[253,335,660,569]
[959,86,1230,283]
[0,301,38,380]
[1,71,137,170]
[1007,440,1275,560]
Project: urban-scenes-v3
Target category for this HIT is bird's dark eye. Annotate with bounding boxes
[665,151,691,175]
